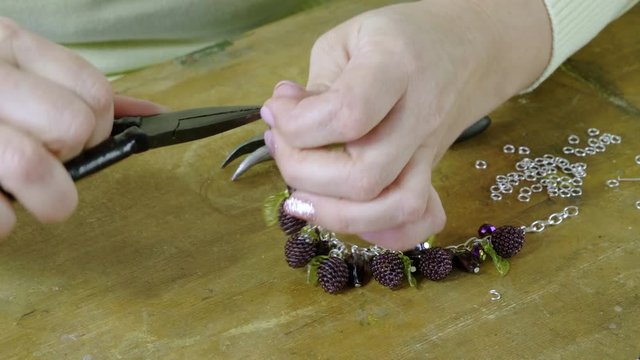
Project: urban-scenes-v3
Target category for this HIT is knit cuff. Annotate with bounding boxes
[522,0,638,92]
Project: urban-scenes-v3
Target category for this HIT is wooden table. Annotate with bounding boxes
[1,1,638,358]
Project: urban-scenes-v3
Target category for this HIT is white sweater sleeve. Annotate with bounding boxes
[524,0,638,91]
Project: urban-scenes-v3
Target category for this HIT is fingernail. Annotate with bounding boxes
[274,80,305,98]
[283,197,315,221]
[264,130,275,155]
[260,106,274,127]
[155,104,172,113]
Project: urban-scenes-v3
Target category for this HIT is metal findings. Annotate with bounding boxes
[518,146,531,155]
[523,206,579,233]
[567,135,580,144]
[503,144,516,154]
[475,160,488,169]
[636,155,640,165]
[489,128,622,202]
[618,177,640,182]
[490,153,586,201]
[489,289,501,301]
[564,130,622,158]
[636,201,640,210]
[607,179,620,188]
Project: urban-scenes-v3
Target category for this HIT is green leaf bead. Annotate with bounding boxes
[306,255,329,285]
[482,242,510,276]
[262,190,290,227]
[401,255,417,288]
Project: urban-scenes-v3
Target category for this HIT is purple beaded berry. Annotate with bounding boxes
[370,253,405,290]
[317,257,349,294]
[284,234,316,268]
[278,199,307,236]
[419,247,453,281]
[490,226,525,258]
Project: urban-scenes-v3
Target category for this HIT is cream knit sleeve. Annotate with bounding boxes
[524,0,638,91]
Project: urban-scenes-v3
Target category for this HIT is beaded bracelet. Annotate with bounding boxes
[263,128,622,294]
[265,190,578,293]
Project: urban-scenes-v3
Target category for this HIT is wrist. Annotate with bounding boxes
[472,0,552,96]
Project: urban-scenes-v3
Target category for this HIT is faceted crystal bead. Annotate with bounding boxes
[478,223,496,237]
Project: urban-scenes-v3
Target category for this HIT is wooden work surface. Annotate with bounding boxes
[1,1,639,359]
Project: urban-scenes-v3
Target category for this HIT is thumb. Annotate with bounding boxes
[114,94,169,117]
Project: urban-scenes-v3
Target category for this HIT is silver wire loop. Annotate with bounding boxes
[518,146,531,155]
[475,160,488,169]
[567,135,580,144]
[607,179,620,188]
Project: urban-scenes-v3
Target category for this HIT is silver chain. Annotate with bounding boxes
[522,206,579,233]
[312,206,579,256]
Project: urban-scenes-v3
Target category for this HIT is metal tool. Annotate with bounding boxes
[1,105,262,200]
[223,115,492,180]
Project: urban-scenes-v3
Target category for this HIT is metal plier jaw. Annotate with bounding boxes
[222,116,492,181]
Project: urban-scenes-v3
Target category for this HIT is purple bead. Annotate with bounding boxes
[471,244,486,261]
[478,224,496,238]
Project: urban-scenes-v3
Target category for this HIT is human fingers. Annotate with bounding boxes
[0,123,77,223]
[260,80,310,128]
[265,27,409,148]
[281,145,434,234]
[0,63,99,161]
[114,95,169,118]
[0,17,113,148]
[358,185,446,251]
[271,100,424,201]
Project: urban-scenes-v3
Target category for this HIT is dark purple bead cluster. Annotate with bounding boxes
[278,197,526,294]
[370,253,405,289]
[490,226,525,258]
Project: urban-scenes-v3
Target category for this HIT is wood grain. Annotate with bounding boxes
[0,1,638,359]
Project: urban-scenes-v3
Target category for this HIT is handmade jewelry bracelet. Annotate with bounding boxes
[265,190,577,293]
[263,128,619,294]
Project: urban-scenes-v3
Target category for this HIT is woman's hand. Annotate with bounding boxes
[262,0,551,250]
[0,17,164,238]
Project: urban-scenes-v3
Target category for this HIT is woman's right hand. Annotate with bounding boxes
[0,17,164,238]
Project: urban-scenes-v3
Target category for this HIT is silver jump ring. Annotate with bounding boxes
[562,146,575,154]
[607,179,620,188]
[636,201,640,210]
[518,146,531,155]
[503,144,516,154]
[531,184,543,193]
[567,135,580,145]
[519,187,532,195]
[475,160,488,169]
[489,289,501,301]
[564,206,579,217]
[518,193,531,202]
[635,155,640,165]
[587,128,600,136]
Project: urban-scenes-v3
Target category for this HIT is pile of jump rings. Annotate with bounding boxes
[476,128,623,202]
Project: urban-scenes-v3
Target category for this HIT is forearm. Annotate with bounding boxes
[479,0,553,94]
[525,0,639,91]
